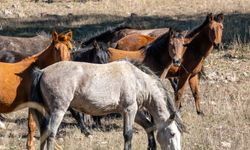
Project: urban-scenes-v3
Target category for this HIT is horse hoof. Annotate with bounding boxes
[197,111,205,116]
[82,131,92,137]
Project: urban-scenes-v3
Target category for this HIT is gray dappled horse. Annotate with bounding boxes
[30,60,185,150]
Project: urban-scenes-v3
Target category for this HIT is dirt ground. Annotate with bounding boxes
[0,0,250,150]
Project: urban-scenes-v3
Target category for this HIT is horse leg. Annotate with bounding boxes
[27,110,37,150]
[123,103,137,150]
[189,74,204,115]
[168,78,178,93]
[45,109,66,150]
[160,65,171,80]
[175,74,190,110]
[135,110,156,150]
[93,116,102,129]
[28,108,47,150]
[0,114,5,129]
[68,107,91,136]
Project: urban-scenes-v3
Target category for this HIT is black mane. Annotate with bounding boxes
[82,22,131,46]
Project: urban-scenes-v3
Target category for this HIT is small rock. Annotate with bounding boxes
[221,141,231,148]
[0,121,6,129]
[3,9,13,16]
[58,137,64,143]
[242,72,248,77]
[210,101,216,105]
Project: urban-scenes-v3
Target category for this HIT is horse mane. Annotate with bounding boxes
[36,31,51,38]
[82,22,132,46]
[142,29,171,56]
[185,13,212,39]
[129,60,186,133]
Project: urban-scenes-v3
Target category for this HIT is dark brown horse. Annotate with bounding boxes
[95,28,188,76]
[164,13,224,115]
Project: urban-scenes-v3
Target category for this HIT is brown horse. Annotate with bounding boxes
[114,33,155,50]
[95,28,187,75]
[0,31,73,150]
[164,13,224,115]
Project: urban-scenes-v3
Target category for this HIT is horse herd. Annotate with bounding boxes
[0,13,224,150]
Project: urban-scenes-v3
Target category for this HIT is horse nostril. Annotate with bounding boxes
[173,59,180,66]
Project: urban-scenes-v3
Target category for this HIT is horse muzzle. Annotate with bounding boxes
[172,59,181,67]
[213,43,222,50]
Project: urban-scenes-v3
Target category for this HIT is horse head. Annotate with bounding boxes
[92,40,110,64]
[168,28,187,67]
[50,31,73,62]
[207,13,224,49]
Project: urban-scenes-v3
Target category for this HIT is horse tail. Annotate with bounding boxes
[31,67,44,105]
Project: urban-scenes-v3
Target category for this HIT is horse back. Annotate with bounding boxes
[116,34,155,51]
[108,48,144,62]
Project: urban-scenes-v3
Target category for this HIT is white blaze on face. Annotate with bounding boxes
[157,121,181,150]
[169,122,181,150]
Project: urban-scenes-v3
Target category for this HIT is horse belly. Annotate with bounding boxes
[70,95,120,116]
[0,83,25,112]
[0,72,26,113]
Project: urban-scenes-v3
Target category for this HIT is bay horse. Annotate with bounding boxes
[31,60,185,150]
[0,31,73,150]
[164,13,224,115]
[96,28,187,77]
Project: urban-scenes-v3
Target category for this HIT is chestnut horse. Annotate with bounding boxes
[114,33,155,51]
[0,31,73,150]
[164,13,224,115]
[112,27,169,41]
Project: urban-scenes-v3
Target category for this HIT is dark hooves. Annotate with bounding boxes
[197,111,205,116]
[81,129,92,137]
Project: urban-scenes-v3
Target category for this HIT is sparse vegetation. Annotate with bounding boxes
[0,0,249,150]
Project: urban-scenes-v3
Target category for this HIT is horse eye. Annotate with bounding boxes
[170,132,175,137]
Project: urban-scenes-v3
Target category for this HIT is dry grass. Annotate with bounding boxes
[0,0,250,150]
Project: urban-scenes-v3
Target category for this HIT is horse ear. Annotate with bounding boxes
[92,40,99,49]
[169,28,173,35]
[52,31,58,42]
[164,112,176,127]
[180,30,188,37]
[206,13,214,22]
[183,38,192,46]
[65,31,73,41]
[215,13,224,23]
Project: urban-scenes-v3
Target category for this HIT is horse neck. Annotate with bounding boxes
[143,38,171,74]
[23,44,55,69]
[188,29,214,59]
[143,83,171,126]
